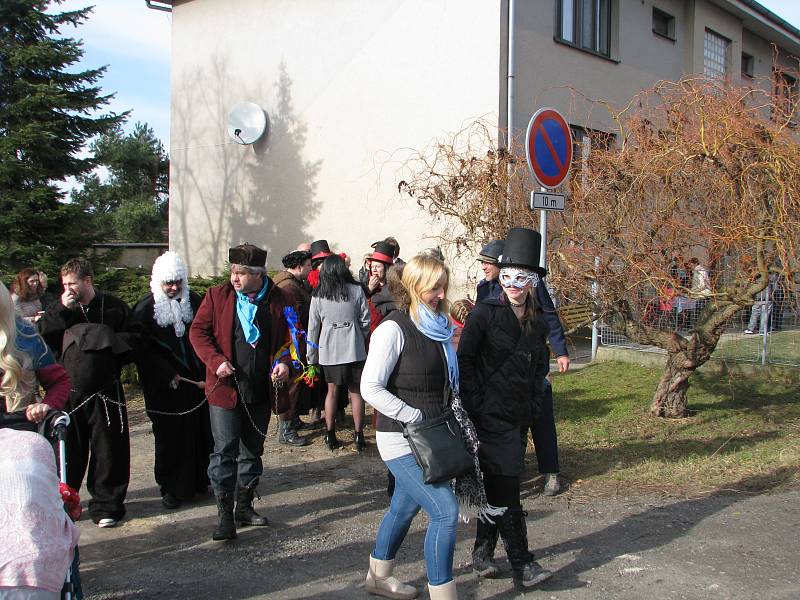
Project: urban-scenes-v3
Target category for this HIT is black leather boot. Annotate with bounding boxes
[496,508,552,588]
[472,518,500,577]
[212,492,236,541]
[324,428,340,450]
[234,484,269,527]
[354,430,366,452]
[278,419,310,446]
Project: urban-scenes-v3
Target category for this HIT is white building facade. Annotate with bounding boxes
[156,0,800,277]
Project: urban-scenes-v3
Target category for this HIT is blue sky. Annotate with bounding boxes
[55,0,800,156]
[57,0,172,149]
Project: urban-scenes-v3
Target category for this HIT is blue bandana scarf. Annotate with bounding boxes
[235,278,269,346]
[414,304,459,394]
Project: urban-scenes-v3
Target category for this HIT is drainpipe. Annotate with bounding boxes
[507,0,516,153]
[145,0,172,12]
[506,0,516,208]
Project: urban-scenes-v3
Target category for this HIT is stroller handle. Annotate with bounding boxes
[0,408,70,440]
[49,411,71,441]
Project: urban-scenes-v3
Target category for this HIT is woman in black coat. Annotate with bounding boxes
[457,227,553,590]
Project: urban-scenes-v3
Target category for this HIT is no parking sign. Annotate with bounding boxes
[525,108,573,189]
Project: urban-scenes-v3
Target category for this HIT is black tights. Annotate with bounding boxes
[483,473,521,509]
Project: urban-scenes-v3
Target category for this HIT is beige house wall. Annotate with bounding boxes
[510,0,799,141]
[168,0,798,288]
[169,0,502,277]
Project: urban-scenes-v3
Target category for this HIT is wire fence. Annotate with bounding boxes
[597,291,800,368]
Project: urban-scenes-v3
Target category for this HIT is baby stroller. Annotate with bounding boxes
[0,408,81,600]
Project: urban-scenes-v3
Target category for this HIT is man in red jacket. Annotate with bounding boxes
[189,243,291,541]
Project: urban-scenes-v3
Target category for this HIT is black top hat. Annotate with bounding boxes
[497,227,546,276]
[229,243,267,267]
[477,240,504,264]
[310,239,333,260]
[370,241,395,265]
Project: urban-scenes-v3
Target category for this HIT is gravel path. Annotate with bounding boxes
[76,404,799,600]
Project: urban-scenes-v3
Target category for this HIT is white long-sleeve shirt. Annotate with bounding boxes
[360,319,423,461]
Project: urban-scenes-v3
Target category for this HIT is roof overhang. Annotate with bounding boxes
[144,0,172,12]
[711,0,800,57]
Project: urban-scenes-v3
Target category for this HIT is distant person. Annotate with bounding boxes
[307,239,333,289]
[38,258,139,528]
[272,250,314,446]
[744,274,774,335]
[687,257,712,326]
[189,243,291,541]
[365,241,394,298]
[132,251,213,510]
[307,254,370,451]
[10,268,47,323]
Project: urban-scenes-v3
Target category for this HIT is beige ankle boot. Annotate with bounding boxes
[427,580,457,599]
[364,555,419,599]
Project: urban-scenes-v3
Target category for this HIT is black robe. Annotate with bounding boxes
[38,291,138,522]
[132,291,212,499]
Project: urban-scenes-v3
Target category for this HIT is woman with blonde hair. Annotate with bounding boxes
[361,253,468,600]
[0,282,70,425]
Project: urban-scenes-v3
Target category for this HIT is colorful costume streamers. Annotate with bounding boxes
[271,306,320,387]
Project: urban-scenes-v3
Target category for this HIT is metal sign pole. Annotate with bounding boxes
[539,203,547,272]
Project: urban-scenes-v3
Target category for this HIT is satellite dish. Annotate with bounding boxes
[227,102,267,145]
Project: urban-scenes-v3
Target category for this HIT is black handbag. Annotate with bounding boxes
[403,408,474,484]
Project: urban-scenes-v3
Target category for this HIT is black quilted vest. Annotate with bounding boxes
[375,310,449,434]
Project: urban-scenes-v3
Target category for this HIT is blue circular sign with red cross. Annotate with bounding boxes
[525,108,573,189]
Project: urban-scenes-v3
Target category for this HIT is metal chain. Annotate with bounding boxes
[67,383,125,432]
[232,372,284,438]
[66,374,283,438]
[68,379,214,421]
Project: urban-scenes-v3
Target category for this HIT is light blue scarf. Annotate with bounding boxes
[414,304,459,394]
[236,278,269,346]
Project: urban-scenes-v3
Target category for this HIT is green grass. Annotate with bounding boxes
[549,361,800,496]
[714,329,800,365]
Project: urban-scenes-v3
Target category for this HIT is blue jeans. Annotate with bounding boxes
[208,401,269,494]
[373,453,459,586]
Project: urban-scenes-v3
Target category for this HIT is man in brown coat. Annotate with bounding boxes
[272,249,313,446]
[189,243,291,541]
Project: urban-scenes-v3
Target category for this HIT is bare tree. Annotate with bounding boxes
[400,75,800,418]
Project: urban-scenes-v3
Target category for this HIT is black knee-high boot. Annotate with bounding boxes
[472,518,500,577]
[495,508,553,588]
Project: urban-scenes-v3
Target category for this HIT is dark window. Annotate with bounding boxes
[557,0,612,58]
[570,125,616,188]
[741,53,754,78]
[773,69,798,124]
[652,7,675,40]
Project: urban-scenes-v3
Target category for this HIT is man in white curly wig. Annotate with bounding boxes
[132,251,213,511]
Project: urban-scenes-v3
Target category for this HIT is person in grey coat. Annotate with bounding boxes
[307,254,371,451]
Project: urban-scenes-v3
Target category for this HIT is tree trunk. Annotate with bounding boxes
[650,353,694,418]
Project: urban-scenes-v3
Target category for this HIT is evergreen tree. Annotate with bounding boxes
[0,0,124,273]
[71,122,169,242]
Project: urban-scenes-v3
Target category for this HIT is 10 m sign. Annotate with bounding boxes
[530,192,565,211]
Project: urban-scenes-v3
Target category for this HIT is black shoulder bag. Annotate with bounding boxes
[402,393,474,484]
